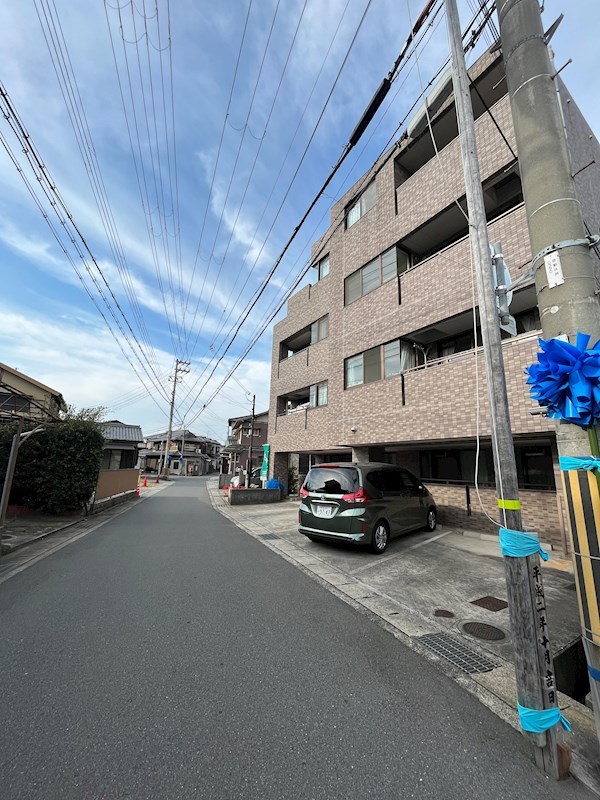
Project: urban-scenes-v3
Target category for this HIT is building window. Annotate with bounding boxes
[314,254,330,280]
[418,445,555,490]
[345,354,363,387]
[345,180,376,228]
[516,445,554,490]
[344,245,410,305]
[0,393,30,413]
[309,381,328,407]
[345,339,414,388]
[310,315,329,344]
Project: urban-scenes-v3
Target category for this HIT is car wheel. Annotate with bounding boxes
[370,521,389,554]
[306,534,319,542]
[424,507,437,532]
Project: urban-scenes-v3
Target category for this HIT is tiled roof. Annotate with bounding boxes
[102,423,144,442]
[146,428,222,445]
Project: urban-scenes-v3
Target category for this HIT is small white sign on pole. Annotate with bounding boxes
[544,252,565,288]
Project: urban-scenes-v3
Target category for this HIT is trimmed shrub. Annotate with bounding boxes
[0,419,104,514]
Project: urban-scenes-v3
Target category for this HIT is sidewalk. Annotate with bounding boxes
[0,478,167,554]
[208,480,600,796]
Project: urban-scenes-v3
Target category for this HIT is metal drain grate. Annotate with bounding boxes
[419,632,500,673]
[259,533,280,540]
[462,621,506,641]
[434,609,455,618]
[470,595,508,612]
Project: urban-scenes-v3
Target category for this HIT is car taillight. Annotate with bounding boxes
[342,487,371,504]
[299,486,309,498]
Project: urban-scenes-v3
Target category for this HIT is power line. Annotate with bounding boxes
[177,0,379,411]
[104,0,183,357]
[181,0,254,321]
[0,82,171,406]
[0,127,169,416]
[181,0,310,353]
[33,0,166,385]
[180,0,441,418]
[184,0,494,426]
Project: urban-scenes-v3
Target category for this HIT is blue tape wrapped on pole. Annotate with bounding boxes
[499,527,550,561]
[559,455,600,471]
[517,704,571,734]
[525,332,600,428]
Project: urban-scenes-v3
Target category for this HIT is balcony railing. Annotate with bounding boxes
[404,329,540,376]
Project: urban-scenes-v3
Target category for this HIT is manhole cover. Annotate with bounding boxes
[462,621,506,641]
[434,609,455,618]
[470,595,508,612]
[419,632,499,673]
[259,533,280,540]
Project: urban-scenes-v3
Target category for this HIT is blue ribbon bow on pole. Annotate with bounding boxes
[499,528,550,561]
[525,332,600,428]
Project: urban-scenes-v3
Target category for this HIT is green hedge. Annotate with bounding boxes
[0,419,104,514]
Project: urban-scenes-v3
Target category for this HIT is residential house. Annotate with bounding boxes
[0,362,67,423]
[140,429,221,476]
[100,421,144,470]
[95,420,144,503]
[267,49,600,551]
[221,411,268,477]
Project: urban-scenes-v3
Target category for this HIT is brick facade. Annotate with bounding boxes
[267,52,599,553]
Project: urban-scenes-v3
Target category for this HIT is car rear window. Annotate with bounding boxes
[303,467,359,495]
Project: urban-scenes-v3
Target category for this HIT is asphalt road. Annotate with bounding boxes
[0,478,593,799]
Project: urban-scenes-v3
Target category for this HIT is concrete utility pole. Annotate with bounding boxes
[446,0,567,778]
[496,0,600,744]
[162,359,190,479]
[246,394,256,488]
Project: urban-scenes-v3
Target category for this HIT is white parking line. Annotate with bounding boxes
[403,530,450,551]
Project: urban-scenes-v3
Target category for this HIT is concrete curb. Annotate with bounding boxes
[1,517,84,555]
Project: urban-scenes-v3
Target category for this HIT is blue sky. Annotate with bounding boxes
[0,0,598,441]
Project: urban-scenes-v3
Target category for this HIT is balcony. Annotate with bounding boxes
[339,332,553,446]
[397,204,531,338]
[275,339,329,393]
[395,95,516,241]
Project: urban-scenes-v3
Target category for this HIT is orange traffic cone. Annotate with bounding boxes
[155,474,160,484]
[143,476,148,487]
[136,481,141,497]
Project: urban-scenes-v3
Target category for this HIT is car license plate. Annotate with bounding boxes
[314,505,333,518]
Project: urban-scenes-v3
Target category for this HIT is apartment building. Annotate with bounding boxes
[267,50,600,550]
[221,411,269,477]
[141,429,221,475]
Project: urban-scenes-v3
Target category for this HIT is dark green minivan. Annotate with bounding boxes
[299,463,436,554]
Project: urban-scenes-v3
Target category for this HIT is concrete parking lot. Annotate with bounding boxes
[207,480,600,794]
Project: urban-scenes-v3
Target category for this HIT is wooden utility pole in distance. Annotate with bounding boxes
[446,0,566,778]
[246,394,256,488]
[496,0,600,745]
[162,359,190,480]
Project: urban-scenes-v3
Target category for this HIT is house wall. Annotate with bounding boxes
[95,468,139,500]
[0,368,63,419]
